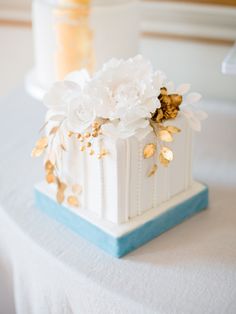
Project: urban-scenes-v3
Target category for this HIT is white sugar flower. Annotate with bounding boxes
[67,96,96,133]
[180,90,207,131]
[181,108,208,132]
[43,81,80,112]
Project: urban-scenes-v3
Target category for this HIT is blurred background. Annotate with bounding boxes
[0,0,235,100]
[0,1,235,313]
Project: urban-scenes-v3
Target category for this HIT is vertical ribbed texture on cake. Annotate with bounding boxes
[60,115,192,224]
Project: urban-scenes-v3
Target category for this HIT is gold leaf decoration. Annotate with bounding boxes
[49,126,59,135]
[61,144,67,151]
[72,184,82,195]
[67,131,73,137]
[98,148,108,159]
[67,195,80,207]
[148,164,158,177]
[143,143,156,159]
[166,126,181,134]
[35,137,48,149]
[46,173,55,184]
[31,147,44,157]
[159,153,170,167]
[31,136,49,157]
[56,178,67,192]
[159,130,173,142]
[161,146,174,161]
[45,160,54,172]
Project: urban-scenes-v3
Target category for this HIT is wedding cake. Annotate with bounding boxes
[33,55,208,257]
[31,0,139,94]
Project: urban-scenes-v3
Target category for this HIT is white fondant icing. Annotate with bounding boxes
[45,114,193,225]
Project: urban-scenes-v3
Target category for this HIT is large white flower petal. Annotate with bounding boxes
[165,81,175,93]
[65,69,90,88]
[186,92,202,105]
[176,83,191,95]
[43,81,80,111]
[195,110,208,120]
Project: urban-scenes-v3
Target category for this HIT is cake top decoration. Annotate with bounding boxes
[31,55,207,206]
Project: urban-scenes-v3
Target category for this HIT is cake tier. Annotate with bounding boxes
[32,0,139,90]
[54,114,193,224]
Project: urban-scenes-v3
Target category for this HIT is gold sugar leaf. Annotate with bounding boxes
[31,147,44,157]
[89,149,95,156]
[148,164,158,177]
[166,126,181,134]
[159,153,170,167]
[72,184,82,195]
[98,148,108,159]
[161,146,174,161]
[143,143,156,159]
[67,195,80,207]
[35,137,48,149]
[67,131,73,137]
[56,190,64,204]
[61,144,67,151]
[159,130,173,142]
[45,160,54,172]
[49,126,59,135]
[46,173,55,184]
[84,132,91,138]
[56,178,67,192]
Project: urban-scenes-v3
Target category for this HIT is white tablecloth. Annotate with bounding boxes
[0,87,236,314]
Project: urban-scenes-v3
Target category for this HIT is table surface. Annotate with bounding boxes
[0,87,236,314]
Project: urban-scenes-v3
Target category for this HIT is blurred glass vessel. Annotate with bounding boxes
[31,0,140,93]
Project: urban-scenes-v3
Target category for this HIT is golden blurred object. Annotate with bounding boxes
[49,126,59,135]
[166,126,181,134]
[97,148,108,159]
[161,146,174,161]
[159,130,173,142]
[35,136,48,149]
[31,147,44,157]
[45,160,54,172]
[54,0,95,80]
[72,184,82,195]
[46,173,55,184]
[159,153,170,167]
[67,195,80,207]
[143,143,156,159]
[68,131,74,137]
[154,87,183,122]
[148,164,158,177]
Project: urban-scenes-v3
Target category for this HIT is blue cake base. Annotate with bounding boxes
[35,182,208,258]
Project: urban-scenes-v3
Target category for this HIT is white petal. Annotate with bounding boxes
[65,69,90,88]
[189,117,202,132]
[166,81,175,93]
[186,92,202,105]
[195,110,208,120]
[176,83,191,95]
